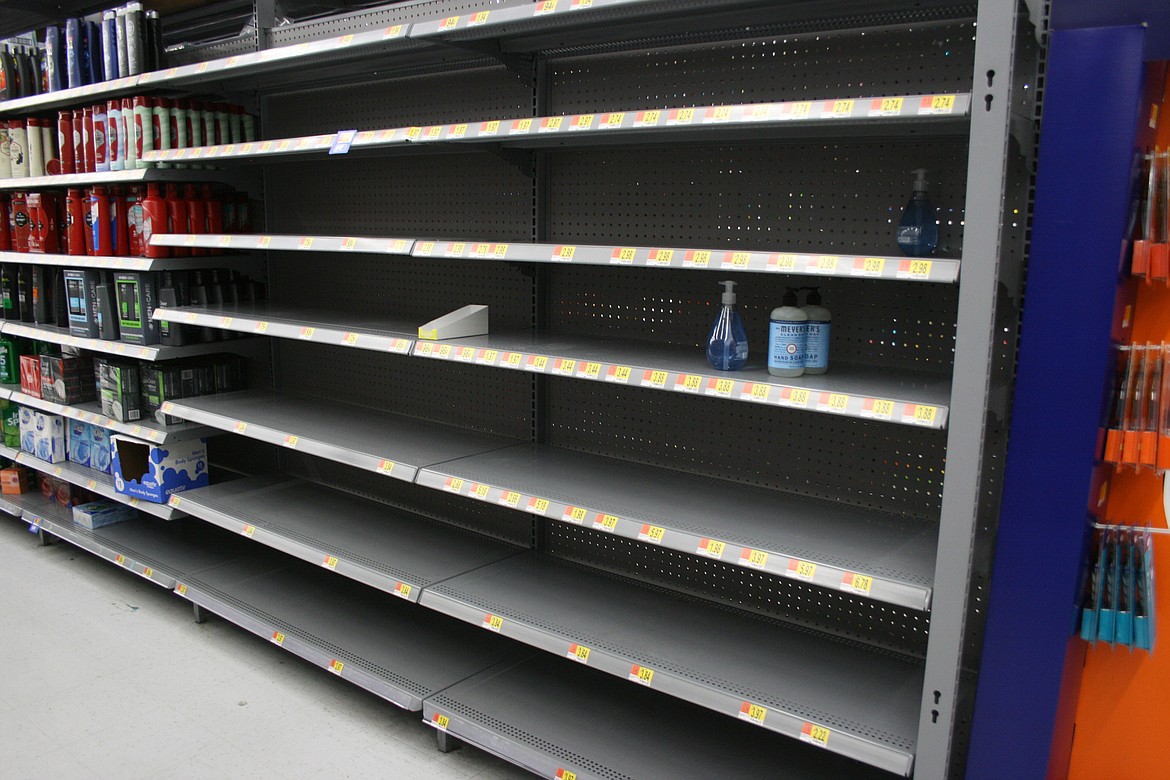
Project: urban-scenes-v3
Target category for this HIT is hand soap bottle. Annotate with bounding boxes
[706,280,748,371]
[802,287,831,375]
[768,288,807,377]
[897,168,938,257]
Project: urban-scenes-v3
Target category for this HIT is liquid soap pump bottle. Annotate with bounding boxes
[706,280,748,371]
[896,167,938,257]
[768,287,807,377]
[801,287,831,375]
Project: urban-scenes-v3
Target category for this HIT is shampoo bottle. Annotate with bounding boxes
[768,288,807,377]
[801,287,831,375]
[706,280,748,371]
[896,168,938,257]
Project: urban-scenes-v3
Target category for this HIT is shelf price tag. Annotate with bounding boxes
[510,118,533,134]
[526,497,550,515]
[634,110,661,126]
[255,321,269,333]
[825,393,849,413]
[580,362,602,379]
[642,370,668,388]
[705,378,734,397]
[637,524,665,544]
[469,11,490,25]
[869,96,904,116]
[904,404,939,426]
[329,129,357,155]
[678,249,712,268]
[439,15,460,30]
[854,257,886,277]
[323,555,340,571]
[233,421,248,434]
[480,120,500,136]
[668,107,695,124]
[800,723,831,748]
[472,483,491,500]
[783,388,810,408]
[594,513,619,532]
[271,630,285,646]
[697,538,725,559]
[739,548,768,569]
[768,253,798,272]
[828,99,855,117]
[920,94,957,114]
[611,246,637,264]
[478,349,498,365]
[328,659,344,675]
[394,582,412,599]
[378,460,396,476]
[555,770,577,780]
[444,477,464,493]
[739,702,767,726]
[177,584,188,596]
[629,664,654,686]
[816,255,839,273]
[142,567,154,578]
[539,116,563,133]
[605,366,631,384]
[705,105,733,123]
[570,114,595,131]
[741,383,771,402]
[499,491,521,508]
[115,554,127,566]
[602,112,625,128]
[483,613,504,632]
[562,506,587,524]
[243,524,256,538]
[567,643,591,663]
[898,259,933,279]
[786,559,817,580]
[553,358,576,375]
[552,245,576,262]
[432,713,450,730]
[676,374,702,393]
[841,572,874,595]
[535,0,558,14]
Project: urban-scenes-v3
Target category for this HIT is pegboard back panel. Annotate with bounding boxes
[274,341,532,437]
[270,0,533,46]
[280,450,533,546]
[547,20,976,114]
[264,154,532,241]
[548,266,958,374]
[545,523,929,658]
[267,252,534,333]
[546,377,946,521]
[262,66,533,138]
[547,139,968,261]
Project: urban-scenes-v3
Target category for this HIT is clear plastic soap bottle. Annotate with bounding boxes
[801,287,831,375]
[706,280,748,371]
[769,287,807,377]
[897,167,938,257]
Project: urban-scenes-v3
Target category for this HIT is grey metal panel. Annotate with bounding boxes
[172,473,523,601]
[162,390,523,482]
[0,386,213,443]
[417,444,936,609]
[178,552,523,710]
[425,654,895,780]
[0,168,236,191]
[420,553,921,775]
[0,251,245,273]
[0,322,265,363]
[149,235,414,254]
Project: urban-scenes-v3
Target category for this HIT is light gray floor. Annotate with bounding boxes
[0,516,533,780]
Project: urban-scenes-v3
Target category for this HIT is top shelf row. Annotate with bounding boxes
[0,0,977,116]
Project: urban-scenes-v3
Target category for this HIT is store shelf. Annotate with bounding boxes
[413,330,951,429]
[174,551,522,712]
[419,553,921,775]
[0,168,232,191]
[0,443,183,520]
[160,390,523,482]
[149,234,414,255]
[0,251,242,272]
[170,474,522,601]
[413,238,958,282]
[143,93,971,167]
[151,303,415,354]
[0,75,141,116]
[0,321,265,362]
[0,384,213,443]
[424,654,894,780]
[16,494,245,590]
[416,444,935,610]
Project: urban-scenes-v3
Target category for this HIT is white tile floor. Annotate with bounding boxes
[0,516,534,780]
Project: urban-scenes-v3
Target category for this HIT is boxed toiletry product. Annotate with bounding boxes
[114,271,160,344]
[68,418,91,468]
[72,500,136,530]
[63,268,103,338]
[99,360,141,422]
[1,399,19,448]
[90,425,111,474]
[39,353,96,404]
[20,409,65,463]
[0,465,31,494]
[111,434,207,503]
[19,353,42,397]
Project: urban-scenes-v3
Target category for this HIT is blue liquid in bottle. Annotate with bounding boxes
[707,280,748,371]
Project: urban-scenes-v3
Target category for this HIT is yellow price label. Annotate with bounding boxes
[556,771,577,780]
[328,659,344,675]
[630,665,654,686]
[425,126,443,139]
[450,123,468,138]
[565,506,587,524]
[407,127,422,139]
[531,355,548,370]
[604,112,625,126]
[530,498,550,514]
[583,362,601,378]
[742,549,768,568]
[817,256,839,272]
[681,374,702,391]
[802,723,831,747]
[243,524,255,537]
[789,559,817,579]
[437,345,453,358]
[772,254,798,270]
[909,259,933,278]
[323,555,339,570]
[481,120,500,134]
[556,245,576,260]
[791,101,812,117]
[749,384,771,401]
[710,106,732,121]
[177,584,188,595]
[271,631,285,646]
[115,554,126,565]
[846,573,874,594]
[542,116,563,131]
[458,346,475,360]
[481,349,498,363]
[861,257,885,275]
[568,643,591,663]
[506,353,523,367]
[473,242,491,255]
[484,614,504,632]
[218,235,232,247]
[699,539,726,558]
[731,251,751,267]
[596,514,619,531]
[470,11,490,24]
[395,582,412,598]
[712,378,734,395]
[233,421,248,434]
[535,0,558,13]
[683,249,709,266]
[640,525,665,543]
[831,99,854,115]
[639,110,660,124]
[446,477,464,493]
[501,491,521,507]
[433,713,450,730]
[300,327,316,339]
[473,483,491,499]
[513,118,532,132]
[740,703,767,725]
[880,97,904,113]
[789,388,810,406]
[647,370,668,387]
[493,244,508,256]
[612,246,637,263]
[378,460,395,475]
[872,399,895,418]
[284,435,299,449]
[931,94,956,111]
[912,405,938,425]
[611,366,631,382]
[557,359,576,374]
[827,393,849,411]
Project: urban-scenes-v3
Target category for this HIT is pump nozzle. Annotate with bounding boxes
[720,279,737,305]
[804,286,822,306]
[782,286,800,306]
[913,168,928,192]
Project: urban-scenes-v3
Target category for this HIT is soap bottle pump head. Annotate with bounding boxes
[782,287,800,306]
[913,167,928,192]
[804,287,822,306]
[719,279,737,305]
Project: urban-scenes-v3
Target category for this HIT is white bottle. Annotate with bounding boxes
[802,287,831,375]
[768,288,808,377]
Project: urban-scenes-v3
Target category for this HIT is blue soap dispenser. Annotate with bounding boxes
[706,280,748,371]
[897,167,938,257]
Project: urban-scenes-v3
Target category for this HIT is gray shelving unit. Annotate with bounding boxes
[0,384,213,443]
[0,321,265,362]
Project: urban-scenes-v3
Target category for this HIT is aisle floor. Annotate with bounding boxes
[0,517,533,780]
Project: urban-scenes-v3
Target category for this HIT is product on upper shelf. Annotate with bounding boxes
[140,353,247,425]
[897,167,938,257]
[114,270,159,344]
[768,287,807,378]
[97,358,141,423]
[801,287,831,375]
[706,280,748,371]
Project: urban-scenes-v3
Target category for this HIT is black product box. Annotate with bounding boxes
[39,354,96,404]
[141,360,215,425]
[99,361,142,422]
[30,267,57,325]
[114,272,160,345]
[63,268,103,338]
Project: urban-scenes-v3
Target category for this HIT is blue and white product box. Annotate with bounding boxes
[90,426,111,474]
[20,409,66,463]
[111,435,208,503]
[72,501,137,530]
[68,419,92,468]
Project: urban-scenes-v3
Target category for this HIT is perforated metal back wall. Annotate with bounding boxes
[548,22,976,114]
[263,66,533,137]
[546,377,945,520]
[274,341,531,436]
[270,0,533,46]
[281,450,532,546]
[546,523,929,657]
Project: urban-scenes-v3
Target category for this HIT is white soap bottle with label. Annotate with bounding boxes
[768,288,807,377]
[801,287,831,375]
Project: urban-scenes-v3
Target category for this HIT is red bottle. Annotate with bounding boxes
[57,111,75,175]
[126,185,143,256]
[141,183,169,258]
[89,186,113,256]
[112,187,129,257]
[65,188,86,255]
[164,184,188,257]
[72,109,86,172]
[184,184,206,257]
[82,108,95,174]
